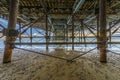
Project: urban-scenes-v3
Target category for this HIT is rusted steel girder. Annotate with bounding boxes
[99,0,107,63]
[3,0,19,63]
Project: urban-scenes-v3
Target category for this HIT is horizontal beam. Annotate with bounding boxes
[14,42,120,45]
[16,36,120,38]
[19,6,72,10]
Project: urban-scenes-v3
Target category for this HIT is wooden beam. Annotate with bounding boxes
[99,0,107,63]
[3,0,19,63]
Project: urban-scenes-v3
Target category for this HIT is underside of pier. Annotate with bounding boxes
[0,0,120,80]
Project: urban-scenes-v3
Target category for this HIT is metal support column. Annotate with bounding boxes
[99,0,107,62]
[81,19,86,47]
[64,27,66,42]
[52,26,55,42]
[78,25,81,43]
[19,22,22,46]
[97,15,100,49]
[66,24,69,49]
[3,0,19,63]
[72,14,74,50]
[109,22,112,47]
[46,14,49,51]
[30,26,32,45]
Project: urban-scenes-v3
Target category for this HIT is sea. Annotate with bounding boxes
[0,37,120,54]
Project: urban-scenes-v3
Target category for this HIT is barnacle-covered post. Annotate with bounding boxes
[99,0,107,62]
[3,0,19,63]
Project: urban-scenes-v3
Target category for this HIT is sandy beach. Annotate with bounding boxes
[0,48,120,80]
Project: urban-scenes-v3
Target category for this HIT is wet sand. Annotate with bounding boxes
[0,48,120,80]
